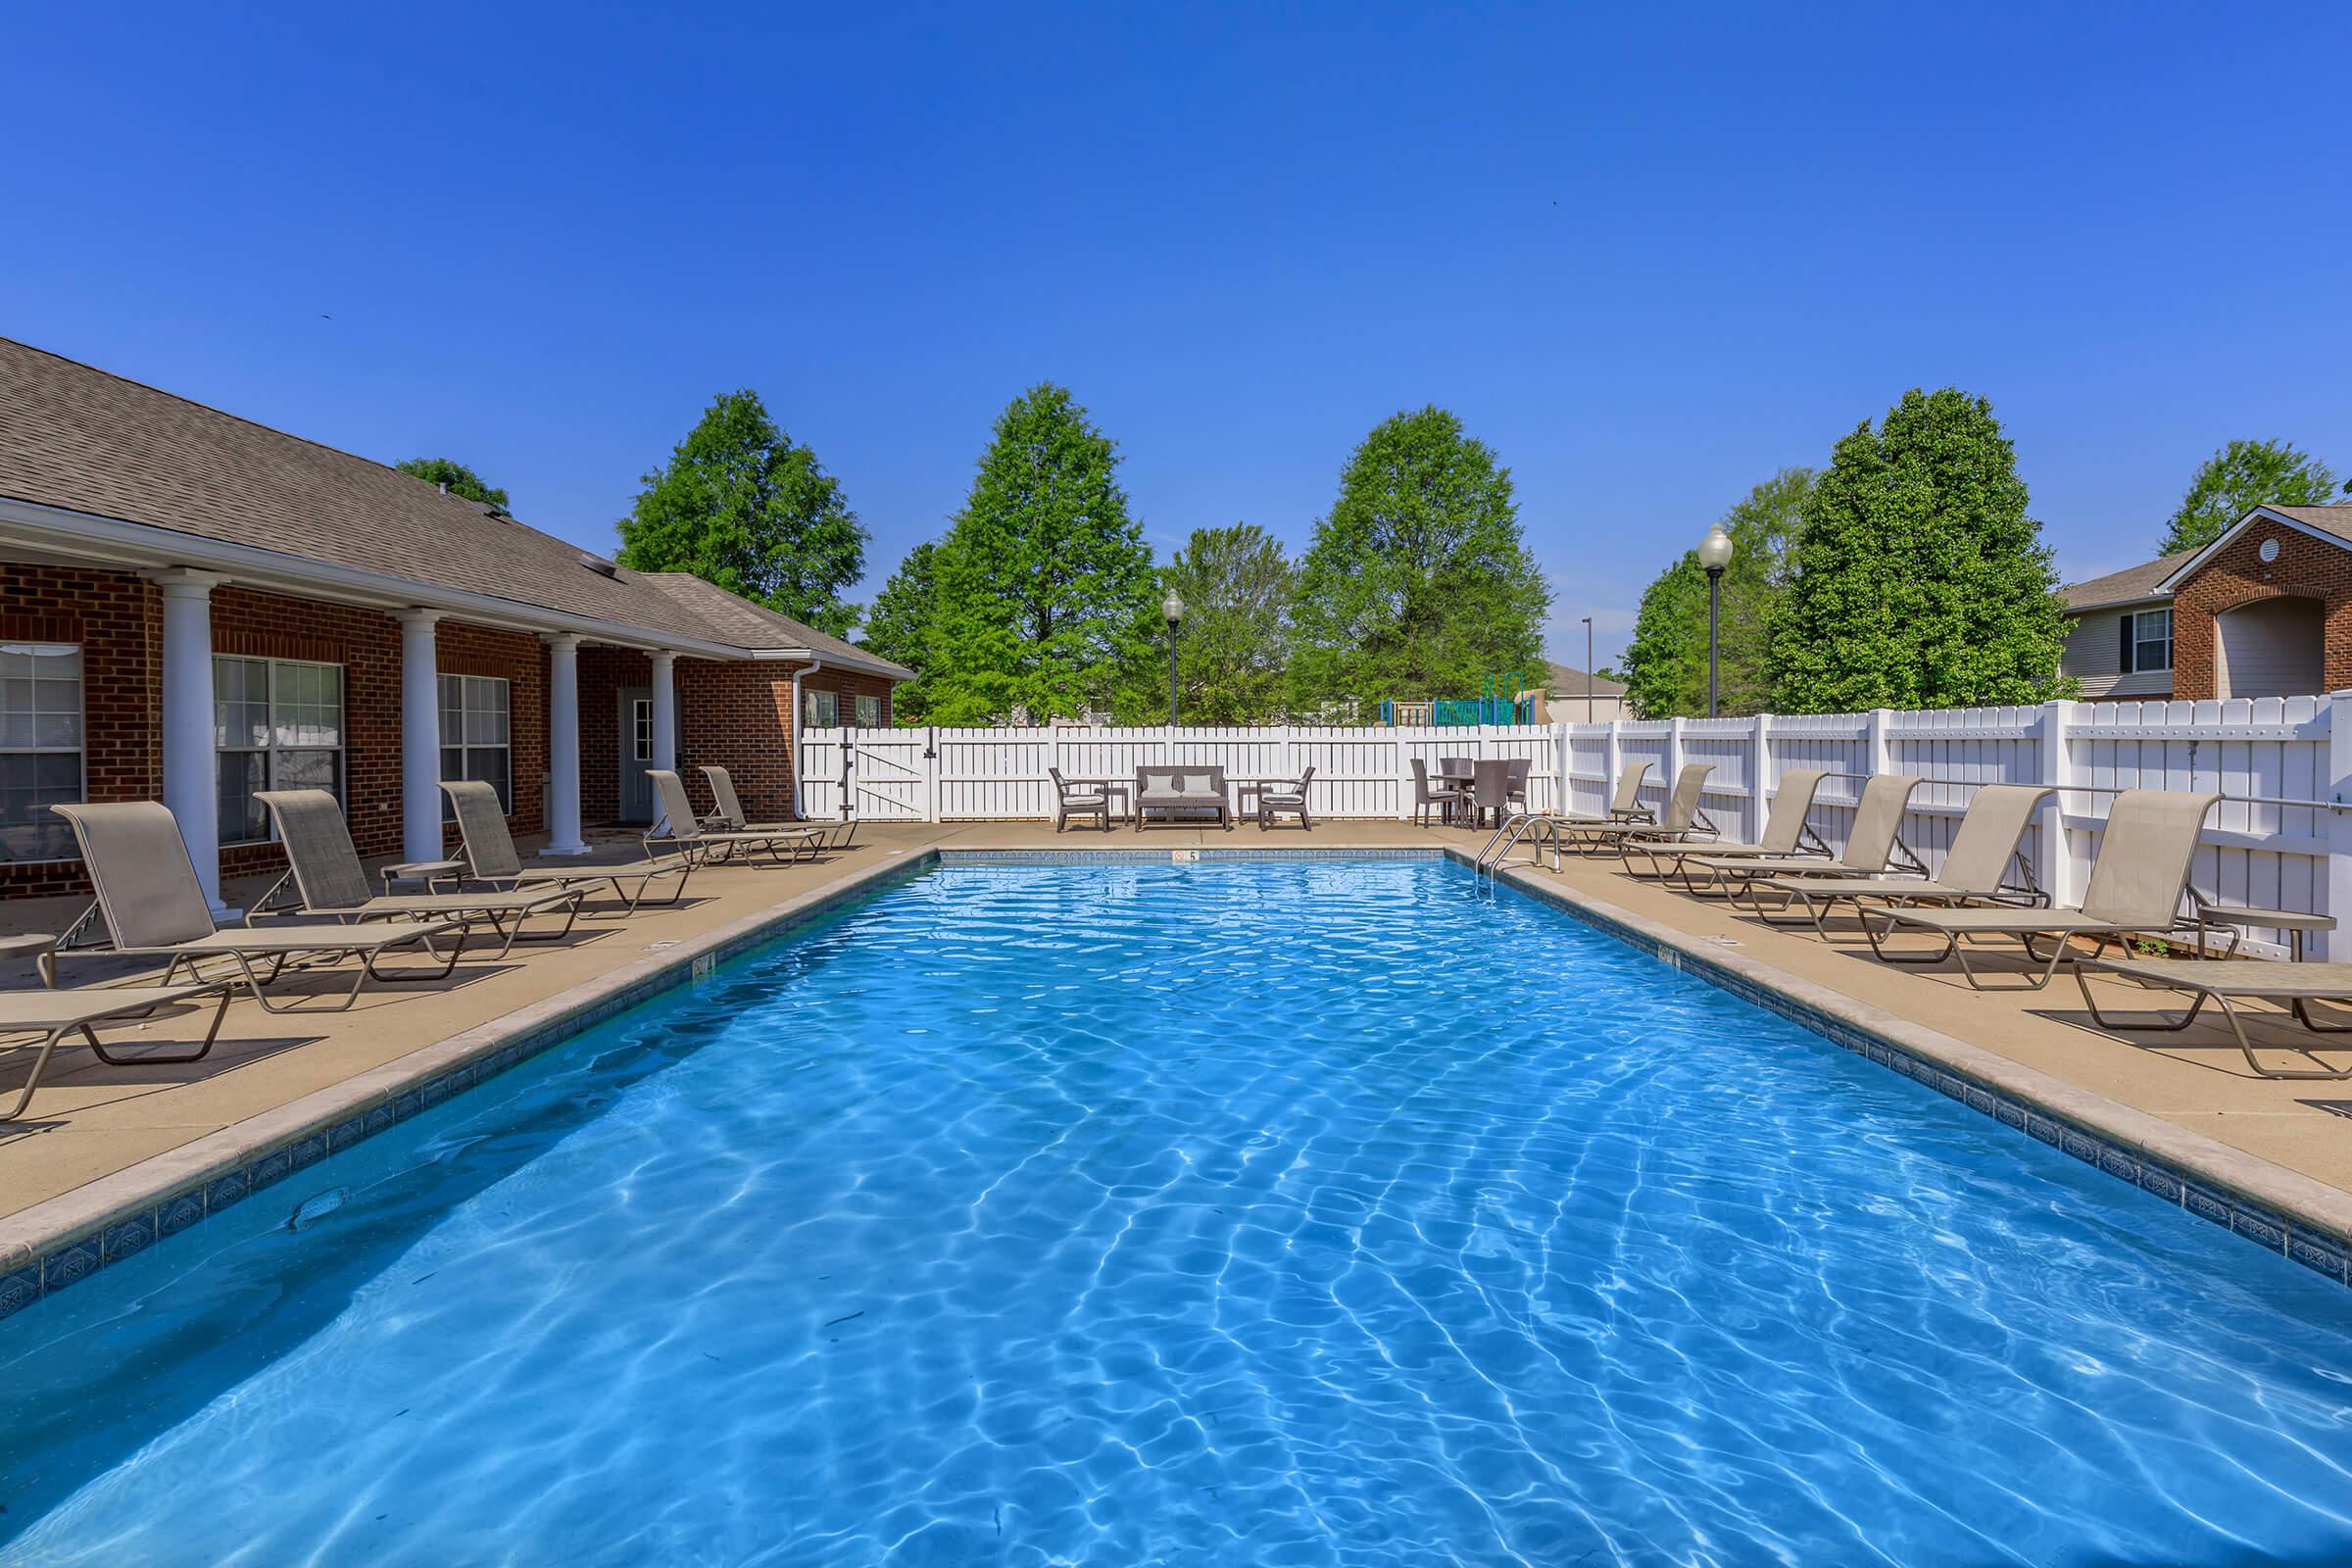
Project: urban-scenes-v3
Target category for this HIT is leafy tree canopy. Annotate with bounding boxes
[1768,388,2072,713]
[1117,522,1297,724]
[1289,407,1550,714]
[616,390,868,639]
[1619,467,1812,718]
[927,384,1155,723]
[860,539,939,724]
[397,457,509,510]
[2159,438,2346,555]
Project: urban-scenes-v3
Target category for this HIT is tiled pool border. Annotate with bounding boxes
[4,842,2346,1323]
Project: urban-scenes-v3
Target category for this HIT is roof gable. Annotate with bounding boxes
[2154,504,2352,594]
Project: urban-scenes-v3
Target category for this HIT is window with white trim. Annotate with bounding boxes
[2122,608,2173,673]
[216,657,343,846]
[0,644,83,862]
[440,674,512,813]
[854,693,880,727]
[804,689,837,727]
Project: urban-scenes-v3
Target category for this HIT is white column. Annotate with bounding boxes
[543,634,588,855]
[648,652,677,773]
[156,569,230,914]
[2326,691,2352,961]
[399,610,444,864]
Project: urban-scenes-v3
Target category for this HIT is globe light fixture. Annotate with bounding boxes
[1162,591,1186,724]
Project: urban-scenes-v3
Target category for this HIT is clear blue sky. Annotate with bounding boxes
[7,4,2348,671]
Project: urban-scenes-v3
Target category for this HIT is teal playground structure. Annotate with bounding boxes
[1381,672,1536,727]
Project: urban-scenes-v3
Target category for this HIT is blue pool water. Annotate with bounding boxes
[3,858,2351,1566]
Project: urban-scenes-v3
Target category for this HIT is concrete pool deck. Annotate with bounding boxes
[2,816,2348,1303]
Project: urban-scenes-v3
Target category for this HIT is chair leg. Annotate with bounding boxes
[2,1026,70,1119]
[79,987,233,1067]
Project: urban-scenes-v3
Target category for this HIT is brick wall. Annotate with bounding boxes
[0,566,159,897]
[438,622,550,842]
[2171,525,2352,700]
[678,659,795,821]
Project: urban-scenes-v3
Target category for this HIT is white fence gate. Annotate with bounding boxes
[800,696,2352,958]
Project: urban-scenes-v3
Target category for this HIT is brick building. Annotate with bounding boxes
[0,338,908,905]
[2058,504,2352,703]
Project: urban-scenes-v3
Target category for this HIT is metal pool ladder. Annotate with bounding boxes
[1476,808,1566,876]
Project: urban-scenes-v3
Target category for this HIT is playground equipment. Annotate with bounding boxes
[1380,672,1534,727]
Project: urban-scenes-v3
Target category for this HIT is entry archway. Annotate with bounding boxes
[2214,596,2324,700]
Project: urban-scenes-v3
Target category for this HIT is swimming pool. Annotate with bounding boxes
[3,858,2350,1565]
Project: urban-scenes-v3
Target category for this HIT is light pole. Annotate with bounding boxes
[1696,524,1734,717]
[1162,589,1185,725]
[1582,615,1594,722]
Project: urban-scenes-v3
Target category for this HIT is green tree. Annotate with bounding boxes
[1117,523,1297,723]
[1288,407,1550,715]
[1619,467,1813,717]
[860,540,939,724]
[397,457,509,510]
[616,390,868,639]
[2159,438,2346,554]
[1769,388,2071,713]
[927,384,1155,723]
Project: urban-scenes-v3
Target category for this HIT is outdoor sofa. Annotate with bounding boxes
[1134,765,1234,830]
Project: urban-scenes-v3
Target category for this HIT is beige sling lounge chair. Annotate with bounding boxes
[646,770,825,864]
[443,780,695,914]
[701,764,854,853]
[0,981,233,1120]
[1860,789,2219,989]
[1557,761,1654,826]
[251,789,584,957]
[1763,783,2051,937]
[2072,954,2352,1080]
[1623,768,1832,886]
[1555,763,1716,854]
[51,803,459,1012]
[1686,773,1927,912]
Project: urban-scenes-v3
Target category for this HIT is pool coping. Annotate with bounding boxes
[3,844,2346,1322]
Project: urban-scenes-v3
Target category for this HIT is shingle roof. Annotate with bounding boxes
[0,336,908,675]
[2268,503,2352,543]
[2060,550,2195,611]
[1543,662,1628,697]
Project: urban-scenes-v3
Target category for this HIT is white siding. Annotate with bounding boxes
[2062,607,2173,698]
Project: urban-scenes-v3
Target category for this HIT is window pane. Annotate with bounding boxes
[218,751,268,845]
[214,657,269,748]
[460,747,513,812]
[0,753,77,861]
[33,712,80,748]
[275,748,339,795]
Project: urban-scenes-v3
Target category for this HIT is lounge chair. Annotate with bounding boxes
[1859,788,2220,989]
[1555,762,1716,854]
[0,981,233,1119]
[50,803,460,1012]
[1558,761,1654,826]
[1763,783,2052,937]
[1134,765,1233,830]
[2072,954,2352,1080]
[1683,773,1926,910]
[1621,768,1830,882]
[646,769,826,864]
[250,789,585,957]
[701,764,856,853]
[443,780,696,914]
[1256,766,1316,830]
[1049,768,1112,833]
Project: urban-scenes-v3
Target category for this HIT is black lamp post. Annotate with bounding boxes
[1696,524,1734,717]
[1162,589,1185,724]
[1582,614,1594,722]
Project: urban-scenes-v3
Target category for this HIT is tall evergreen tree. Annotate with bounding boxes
[616,390,868,639]
[1289,407,1549,714]
[860,539,939,724]
[1619,468,1811,717]
[2159,438,2346,554]
[1116,523,1296,723]
[1769,388,2071,713]
[397,457,509,510]
[926,384,1155,723]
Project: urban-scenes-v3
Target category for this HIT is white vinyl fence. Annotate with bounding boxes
[801,695,2352,958]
